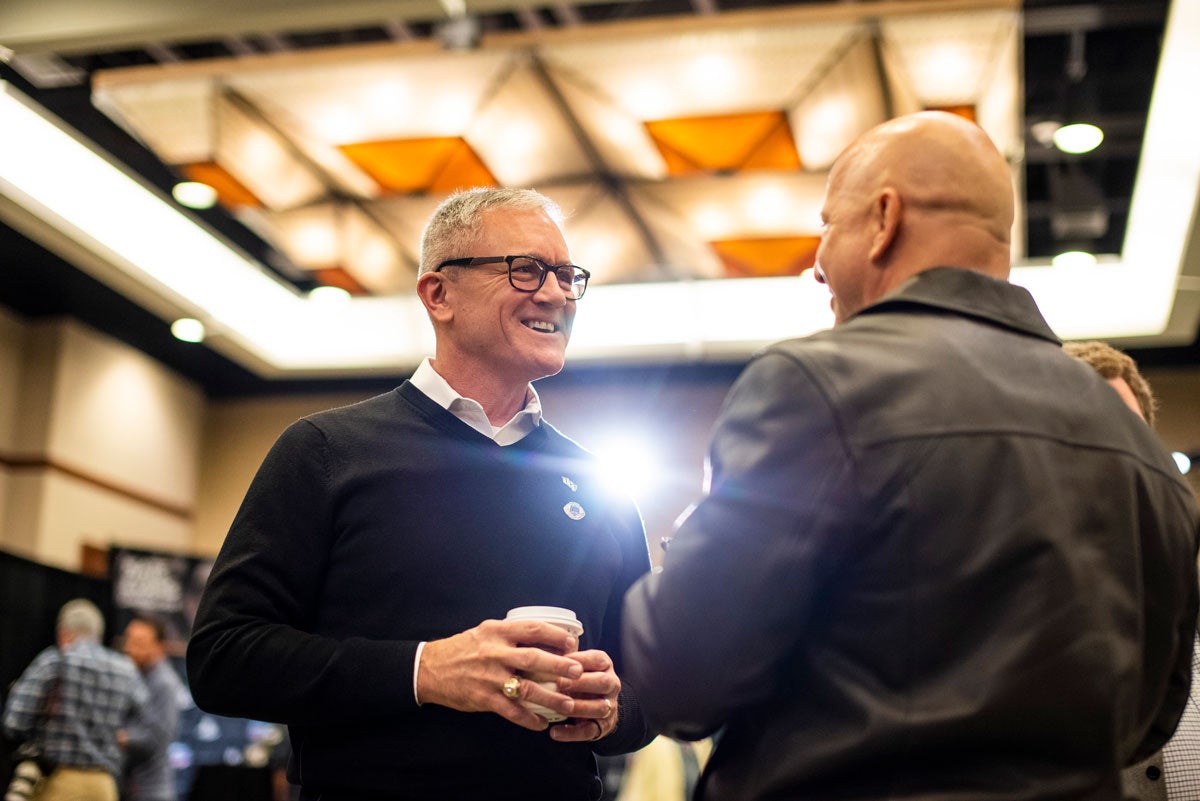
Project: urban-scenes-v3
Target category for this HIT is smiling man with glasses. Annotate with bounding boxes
[187,187,654,801]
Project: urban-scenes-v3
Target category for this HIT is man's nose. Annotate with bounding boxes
[814,264,828,285]
[533,272,569,304]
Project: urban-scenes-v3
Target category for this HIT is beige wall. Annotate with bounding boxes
[193,392,372,554]
[0,311,204,570]
[0,307,26,530]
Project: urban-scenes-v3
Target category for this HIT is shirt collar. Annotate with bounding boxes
[410,357,542,444]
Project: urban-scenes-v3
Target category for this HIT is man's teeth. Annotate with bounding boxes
[526,321,557,333]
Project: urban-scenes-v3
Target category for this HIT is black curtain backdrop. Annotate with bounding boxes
[0,548,112,697]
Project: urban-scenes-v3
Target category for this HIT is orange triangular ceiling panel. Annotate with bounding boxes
[646,111,802,175]
[711,236,820,278]
[339,137,497,194]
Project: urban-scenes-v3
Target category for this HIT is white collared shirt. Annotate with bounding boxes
[409,357,542,445]
[406,357,543,702]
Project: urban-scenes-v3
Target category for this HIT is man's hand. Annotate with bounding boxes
[417,619,584,731]
[550,649,621,743]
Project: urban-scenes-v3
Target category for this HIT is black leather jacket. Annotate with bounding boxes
[624,267,1200,801]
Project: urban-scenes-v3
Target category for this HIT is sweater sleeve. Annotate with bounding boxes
[186,420,421,726]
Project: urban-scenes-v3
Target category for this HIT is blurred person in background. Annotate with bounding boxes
[3,599,147,801]
[118,615,186,801]
[1063,340,1157,426]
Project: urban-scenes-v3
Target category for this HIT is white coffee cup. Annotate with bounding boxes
[504,606,583,722]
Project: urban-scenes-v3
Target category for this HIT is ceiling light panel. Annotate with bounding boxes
[552,186,669,284]
[882,10,1018,109]
[788,37,888,170]
[540,20,858,120]
[212,92,327,210]
[93,77,215,164]
[545,71,665,179]
[463,62,595,186]
[641,172,828,242]
[224,50,517,142]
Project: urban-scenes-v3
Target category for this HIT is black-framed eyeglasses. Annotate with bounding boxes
[435,255,591,300]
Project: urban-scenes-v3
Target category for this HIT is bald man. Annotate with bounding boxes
[622,112,1200,801]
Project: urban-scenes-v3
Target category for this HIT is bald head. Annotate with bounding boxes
[815,111,1016,323]
[847,111,1013,249]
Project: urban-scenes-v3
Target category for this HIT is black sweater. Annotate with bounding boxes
[187,383,653,800]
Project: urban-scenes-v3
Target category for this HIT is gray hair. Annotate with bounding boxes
[418,187,564,277]
[58,598,105,641]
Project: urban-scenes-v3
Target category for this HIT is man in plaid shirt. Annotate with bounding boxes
[3,599,148,801]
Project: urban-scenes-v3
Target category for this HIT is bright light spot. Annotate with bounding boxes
[171,318,206,343]
[746,183,791,229]
[239,130,281,164]
[362,81,413,134]
[692,204,731,238]
[289,219,340,264]
[310,104,363,144]
[366,79,411,110]
[494,117,544,161]
[798,96,856,169]
[1053,123,1104,154]
[172,181,218,209]
[432,94,475,131]
[1172,451,1192,475]
[624,81,671,119]
[911,45,976,102]
[689,53,737,97]
[1052,250,1098,269]
[308,285,351,303]
[594,436,660,499]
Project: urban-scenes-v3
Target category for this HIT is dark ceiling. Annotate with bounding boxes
[2,0,1196,399]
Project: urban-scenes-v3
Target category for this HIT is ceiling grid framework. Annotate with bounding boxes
[86,1,1024,297]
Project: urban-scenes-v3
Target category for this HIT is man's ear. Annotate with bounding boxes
[416,271,453,323]
[869,187,901,262]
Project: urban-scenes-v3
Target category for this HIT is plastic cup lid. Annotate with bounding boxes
[505,605,583,635]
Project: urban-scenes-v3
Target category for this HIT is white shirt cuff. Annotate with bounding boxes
[413,641,427,705]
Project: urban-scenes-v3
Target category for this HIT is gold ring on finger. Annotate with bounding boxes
[502,676,522,700]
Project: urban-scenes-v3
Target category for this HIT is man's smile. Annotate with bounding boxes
[523,319,560,334]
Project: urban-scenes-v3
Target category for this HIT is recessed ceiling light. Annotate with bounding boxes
[171,317,206,343]
[1052,123,1104,154]
[1051,250,1098,268]
[308,285,352,303]
[172,181,218,209]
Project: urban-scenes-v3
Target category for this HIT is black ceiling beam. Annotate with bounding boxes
[1023,2,1167,36]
